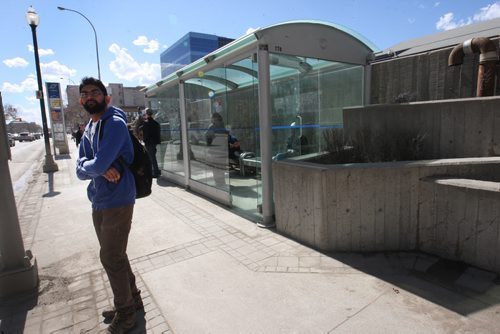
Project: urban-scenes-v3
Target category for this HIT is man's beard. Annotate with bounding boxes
[83,99,107,114]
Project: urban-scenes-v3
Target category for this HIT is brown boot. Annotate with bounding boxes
[105,311,136,333]
[102,291,143,319]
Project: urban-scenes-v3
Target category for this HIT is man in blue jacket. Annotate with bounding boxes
[76,77,141,333]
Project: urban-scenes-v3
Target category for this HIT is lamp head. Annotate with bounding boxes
[26,6,39,27]
[57,6,66,10]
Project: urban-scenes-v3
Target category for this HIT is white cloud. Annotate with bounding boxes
[436,12,461,30]
[1,75,37,93]
[133,36,148,45]
[246,27,259,35]
[40,61,77,81]
[3,57,29,68]
[473,2,500,21]
[17,105,42,125]
[133,36,160,54]
[1,61,75,94]
[108,43,161,86]
[436,2,500,31]
[2,96,40,124]
[434,2,440,7]
[28,45,54,57]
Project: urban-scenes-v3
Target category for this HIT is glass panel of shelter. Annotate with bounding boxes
[269,53,365,162]
[182,56,263,220]
[150,52,365,222]
[149,85,184,177]
[225,57,261,220]
[184,81,220,188]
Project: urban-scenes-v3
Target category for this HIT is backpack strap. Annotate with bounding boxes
[99,113,127,141]
[98,118,107,141]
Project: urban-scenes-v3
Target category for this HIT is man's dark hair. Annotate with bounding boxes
[79,76,108,96]
[211,112,223,122]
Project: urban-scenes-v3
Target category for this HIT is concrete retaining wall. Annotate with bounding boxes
[369,38,500,104]
[344,97,500,158]
[273,157,500,273]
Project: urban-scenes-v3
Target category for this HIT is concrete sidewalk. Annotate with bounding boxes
[1,143,500,333]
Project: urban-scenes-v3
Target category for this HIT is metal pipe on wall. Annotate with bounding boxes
[448,37,498,97]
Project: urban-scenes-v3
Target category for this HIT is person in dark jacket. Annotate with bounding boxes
[73,123,84,147]
[76,77,142,333]
[141,108,161,178]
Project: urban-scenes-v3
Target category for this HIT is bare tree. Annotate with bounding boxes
[3,104,18,120]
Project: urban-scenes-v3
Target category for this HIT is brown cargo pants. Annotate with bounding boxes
[92,204,138,315]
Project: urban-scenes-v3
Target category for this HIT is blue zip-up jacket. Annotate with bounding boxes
[76,106,136,209]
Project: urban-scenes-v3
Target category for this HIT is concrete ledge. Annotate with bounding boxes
[419,176,500,274]
[421,176,500,192]
[273,157,500,273]
[344,97,500,158]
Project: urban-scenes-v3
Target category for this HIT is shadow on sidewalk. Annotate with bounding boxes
[0,290,38,334]
[55,154,72,160]
[155,177,179,188]
[324,250,500,316]
[42,172,60,198]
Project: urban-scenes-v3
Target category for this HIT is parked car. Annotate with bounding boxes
[33,132,41,139]
[18,132,35,142]
[8,133,15,147]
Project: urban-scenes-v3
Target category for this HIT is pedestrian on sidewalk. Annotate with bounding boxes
[141,108,161,178]
[75,76,143,333]
[74,123,84,147]
[131,107,144,142]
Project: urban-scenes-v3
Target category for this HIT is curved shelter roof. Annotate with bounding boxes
[145,20,378,97]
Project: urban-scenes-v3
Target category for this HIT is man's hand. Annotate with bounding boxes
[103,167,121,183]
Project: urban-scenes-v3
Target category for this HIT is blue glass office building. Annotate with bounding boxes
[160,32,234,78]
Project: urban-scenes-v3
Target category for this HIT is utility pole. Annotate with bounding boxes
[0,92,38,299]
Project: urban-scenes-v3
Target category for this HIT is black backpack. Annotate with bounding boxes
[99,118,153,199]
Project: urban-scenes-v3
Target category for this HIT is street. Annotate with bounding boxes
[7,139,44,196]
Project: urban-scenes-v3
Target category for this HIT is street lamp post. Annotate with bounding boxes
[57,6,101,80]
[26,6,58,173]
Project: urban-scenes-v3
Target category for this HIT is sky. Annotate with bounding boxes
[2,0,500,126]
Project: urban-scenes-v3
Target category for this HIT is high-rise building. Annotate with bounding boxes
[160,32,234,78]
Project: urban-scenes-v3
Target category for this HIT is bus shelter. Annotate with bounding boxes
[144,20,378,225]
